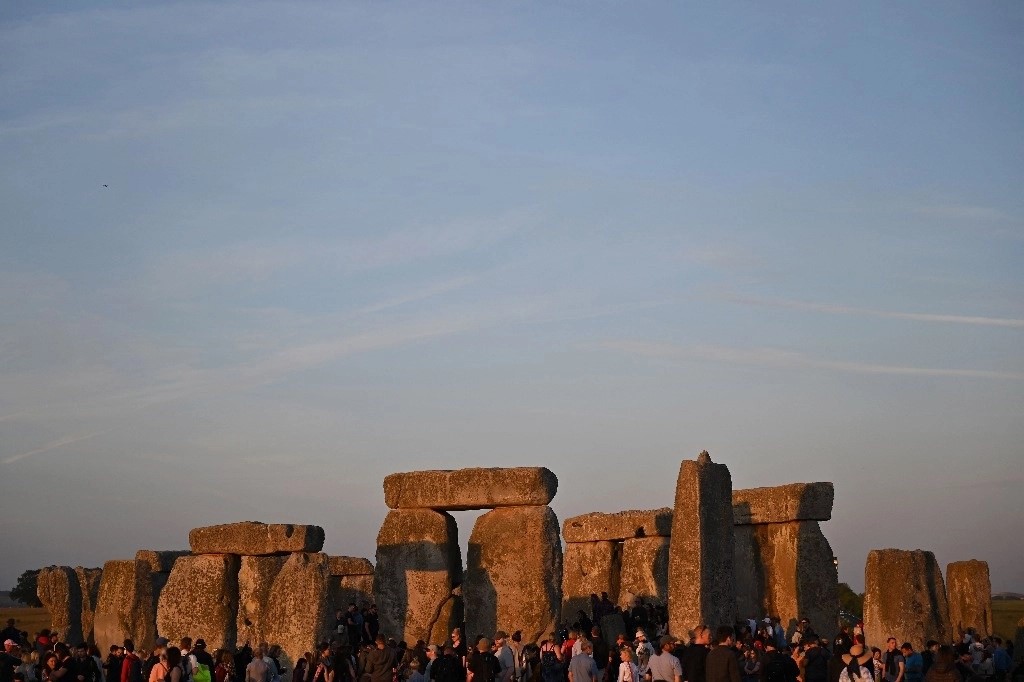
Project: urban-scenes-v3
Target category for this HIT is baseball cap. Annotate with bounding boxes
[3,640,16,647]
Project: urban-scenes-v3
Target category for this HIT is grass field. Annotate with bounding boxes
[0,606,51,638]
[993,599,1024,642]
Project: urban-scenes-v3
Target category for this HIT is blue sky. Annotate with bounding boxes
[1,2,1021,595]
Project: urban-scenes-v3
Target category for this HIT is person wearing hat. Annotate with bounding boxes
[193,642,214,675]
[646,638,681,682]
[839,645,873,682]
[633,632,654,681]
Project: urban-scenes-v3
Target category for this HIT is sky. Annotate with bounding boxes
[1,2,1022,596]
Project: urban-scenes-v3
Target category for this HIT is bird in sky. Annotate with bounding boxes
[102,184,108,188]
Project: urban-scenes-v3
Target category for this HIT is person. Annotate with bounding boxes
[121,644,142,682]
[760,643,798,682]
[309,645,331,682]
[838,646,873,682]
[920,644,937,680]
[18,650,39,682]
[406,660,426,682]
[803,640,829,682]
[214,651,235,682]
[921,647,959,682]
[245,649,269,682]
[741,650,760,682]
[166,650,186,682]
[539,637,562,682]
[494,634,514,682]
[568,643,599,682]
[900,646,921,682]
[2,641,23,682]
[192,643,214,679]
[647,638,681,682]
[705,628,739,682]
[42,655,61,682]
[104,649,122,682]
[618,649,639,682]
[993,639,1012,681]
[683,627,711,682]
[147,652,167,682]
[880,641,903,682]
[363,637,394,682]
[468,640,499,682]
[634,633,654,682]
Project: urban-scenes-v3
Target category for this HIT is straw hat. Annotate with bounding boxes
[842,645,872,666]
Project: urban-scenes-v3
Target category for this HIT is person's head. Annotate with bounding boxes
[427,645,439,660]
[619,647,633,663]
[886,638,897,652]
[659,637,676,653]
[900,643,913,655]
[43,653,59,669]
[635,629,646,642]
[55,644,70,659]
[3,639,16,653]
[166,647,182,670]
[926,641,938,652]
[180,638,192,652]
[693,626,711,646]
[494,632,507,647]
[715,626,735,646]
[220,650,234,666]
[451,629,461,641]
[871,648,881,661]
[580,642,593,655]
[375,635,386,649]
[476,638,491,654]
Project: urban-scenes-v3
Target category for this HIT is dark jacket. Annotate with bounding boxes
[682,646,709,682]
[363,648,394,682]
[705,647,740,682]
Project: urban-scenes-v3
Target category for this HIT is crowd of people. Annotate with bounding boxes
[1,603,1021,682]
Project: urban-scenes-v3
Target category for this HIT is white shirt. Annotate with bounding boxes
[618,662,639,682]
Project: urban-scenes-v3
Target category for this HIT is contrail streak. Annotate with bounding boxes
[2,431,109,465]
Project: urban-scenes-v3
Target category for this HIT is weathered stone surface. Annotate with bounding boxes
[668,451,736,635]
[328,556,374,576]
[37,566,84,644]
[619,537,670,609]
[733,521,838,635]
[376,509,462,646]
[384,468,558,510]
[156,554,240,650]
[562,509,673,543]
[863,549,951,648]
[465,505,562,645]
[561,542,620,622]
[135,550,190,574]
[94,560,163,653]
[732,483,834,525]
[600,612,626,646]
[189,522,324,555]
[237,555,286,649]
[330,574,375,610]
[263,553,331,669]
[946,560,993,639]
[76,567,103,644]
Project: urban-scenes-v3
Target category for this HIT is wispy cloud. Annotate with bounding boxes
[597,340,1024,381]
[2,430,110,465]
[726,295,1024,329]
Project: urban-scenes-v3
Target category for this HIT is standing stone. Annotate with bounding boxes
[37,566,84,644]
[946,560,993,640]
[76,567,103,644]
[157,554,240,650]
[733,522,838,636]
[328,556,374,577]
[93,560,163,653]
[863,549,951,648]
[135,551,190,573]
[731,483,834,525]
[465,505,562,644]
[237,556,287,649]
[561,542,620,622]
[619,537,670,609]
[330,574,375,611]
[375,509,462,646]
[668,451,736,635]
[262,553,331,670]
[384,468,558,510]
[189,522,324,555]
[562,509,673,543]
